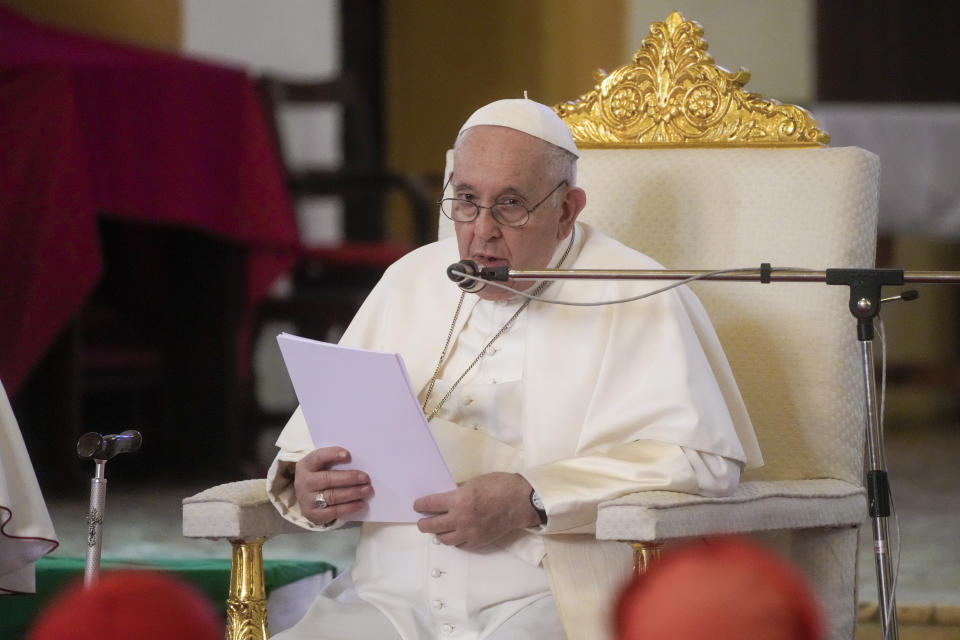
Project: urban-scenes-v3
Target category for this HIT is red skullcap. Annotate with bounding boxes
[615,536,825,640]
[28,570,221,640]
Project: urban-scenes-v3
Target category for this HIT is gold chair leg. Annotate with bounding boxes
[226,536,269,640]
[629,541,663,575]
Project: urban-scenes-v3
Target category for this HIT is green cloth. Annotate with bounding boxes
[0,556,335,640]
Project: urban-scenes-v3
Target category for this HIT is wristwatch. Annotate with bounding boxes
[529,488,547,525]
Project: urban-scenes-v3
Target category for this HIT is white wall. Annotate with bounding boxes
[182,0,339,77]
[626,1,815,105]
[183,0,345,247]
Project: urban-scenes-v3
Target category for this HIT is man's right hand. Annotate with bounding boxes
[294,447,373,525]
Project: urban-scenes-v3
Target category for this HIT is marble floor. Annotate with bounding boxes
[854,422,960,608]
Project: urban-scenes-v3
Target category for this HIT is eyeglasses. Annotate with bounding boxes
[438,180,568,228]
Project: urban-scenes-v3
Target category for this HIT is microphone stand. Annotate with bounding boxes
[76,430,142,586]
[472,263,960,640]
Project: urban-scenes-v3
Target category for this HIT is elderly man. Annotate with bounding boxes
[267,98,761,640]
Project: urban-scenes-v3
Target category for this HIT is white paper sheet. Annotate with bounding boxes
[277,333,455,523]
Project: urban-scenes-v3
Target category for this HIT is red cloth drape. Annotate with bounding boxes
[0,6,299,394]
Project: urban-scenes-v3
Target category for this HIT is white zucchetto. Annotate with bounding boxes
[458,98,580,158]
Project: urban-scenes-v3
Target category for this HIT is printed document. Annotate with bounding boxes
[277,333,455,522]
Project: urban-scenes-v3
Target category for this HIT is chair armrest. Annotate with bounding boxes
[182,479,305,540]
[596,479,866,542]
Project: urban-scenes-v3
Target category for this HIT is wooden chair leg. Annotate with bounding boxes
[226,537,269,640]
[629,541,663,575]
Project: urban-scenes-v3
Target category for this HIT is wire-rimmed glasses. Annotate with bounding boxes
[438,180,568,228]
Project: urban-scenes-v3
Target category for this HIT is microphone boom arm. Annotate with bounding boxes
[502,265,960,285]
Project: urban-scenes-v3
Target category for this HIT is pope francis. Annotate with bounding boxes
[266,98,762,640]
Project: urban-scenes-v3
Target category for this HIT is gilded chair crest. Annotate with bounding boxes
[554,12,828,147]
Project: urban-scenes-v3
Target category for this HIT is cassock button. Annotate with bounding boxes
[432,599,445,610]
[442,623,456,634]
[432,535,441,545]
[486,346,498,356]
[462,396,474,406]
[430,568,443,578]
[489,378,497,384]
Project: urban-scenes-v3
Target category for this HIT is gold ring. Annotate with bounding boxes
[314,491,328,509]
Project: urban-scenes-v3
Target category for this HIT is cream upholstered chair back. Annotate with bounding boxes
[575,147,877,487]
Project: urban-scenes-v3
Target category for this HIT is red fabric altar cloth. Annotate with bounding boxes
[0,7,299,395]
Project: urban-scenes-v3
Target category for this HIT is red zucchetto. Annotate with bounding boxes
[615,536,825,640]
[28,570,221,640]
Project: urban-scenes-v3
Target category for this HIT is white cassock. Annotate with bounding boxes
[0,380,59,594]
[267,222,762,640]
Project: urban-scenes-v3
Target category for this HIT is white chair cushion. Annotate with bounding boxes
[596,478,865,542]
[182,479,304,540]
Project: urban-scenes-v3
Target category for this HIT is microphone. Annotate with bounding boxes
[445,260,512,292]
[446,260,487,292]
[77,430,142,461]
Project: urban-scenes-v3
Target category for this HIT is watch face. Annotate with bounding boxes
[531,490,544,511]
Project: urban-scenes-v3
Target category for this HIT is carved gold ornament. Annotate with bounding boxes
[226,537,269,640]
[555,12,828,147]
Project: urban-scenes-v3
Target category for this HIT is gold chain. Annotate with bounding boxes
[420,292,466,418]
[421,232,574,422]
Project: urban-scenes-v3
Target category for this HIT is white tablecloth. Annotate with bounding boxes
[814,103,960,238]
[0,380,58,594]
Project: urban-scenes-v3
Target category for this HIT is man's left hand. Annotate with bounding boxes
[414,472,541,550]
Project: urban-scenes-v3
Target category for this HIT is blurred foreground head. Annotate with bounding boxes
[28,570,220,640]
[615,536,824,640]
